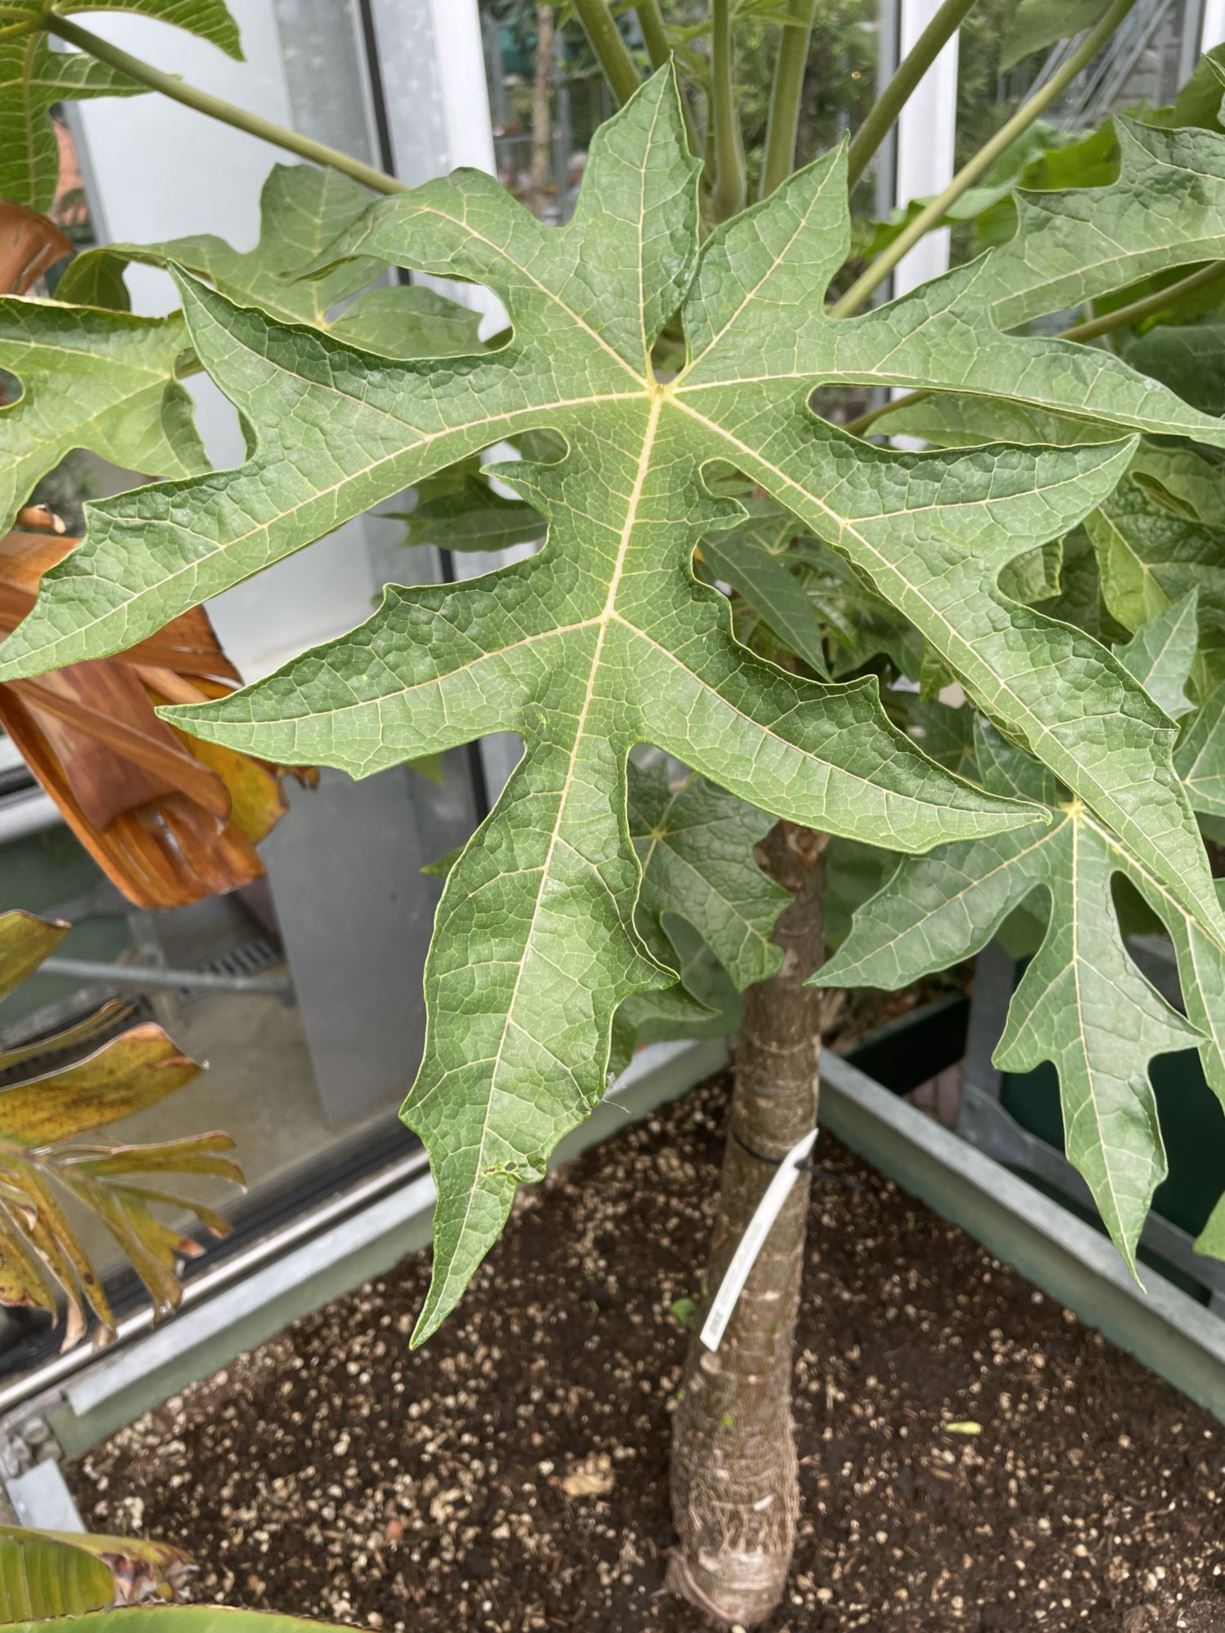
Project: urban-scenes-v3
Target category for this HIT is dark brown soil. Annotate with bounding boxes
[69,1072,1223,1633]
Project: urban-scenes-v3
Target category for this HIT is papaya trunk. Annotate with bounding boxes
[526,6,556,218]
[668,822,828,1626]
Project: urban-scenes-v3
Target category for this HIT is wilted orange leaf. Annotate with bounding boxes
[0,202,71,297]
[0,529,310,907]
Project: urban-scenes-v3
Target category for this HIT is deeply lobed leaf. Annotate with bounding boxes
[977,117,1225,330]
[57,163,484,359]
[5,68,1224,1333]
[0,301,206,535]
[817,720,1220,1270]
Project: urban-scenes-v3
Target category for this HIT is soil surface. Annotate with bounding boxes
[69,1072,1223,1632]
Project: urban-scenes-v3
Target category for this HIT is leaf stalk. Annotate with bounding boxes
[636,0,671,69]
[42,15,408,196]
[573,0,642,104]
[759,0,818,198]
[709,0,746,219]
[1060,260,1225,341]
[832,0,1141,317]
[845,0,979,187]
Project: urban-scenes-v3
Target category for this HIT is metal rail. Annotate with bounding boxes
[37,957,292,999]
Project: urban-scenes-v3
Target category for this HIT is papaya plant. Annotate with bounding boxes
[1,0,1224,1623]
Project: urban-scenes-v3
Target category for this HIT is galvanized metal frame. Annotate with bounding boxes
[961,942,1225,1315]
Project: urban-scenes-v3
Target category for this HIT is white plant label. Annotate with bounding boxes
[700,1128,818,1352]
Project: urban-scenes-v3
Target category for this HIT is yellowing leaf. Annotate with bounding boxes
[0,909,67,1001]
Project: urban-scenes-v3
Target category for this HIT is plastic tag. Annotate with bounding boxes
[700,1127,818,1352]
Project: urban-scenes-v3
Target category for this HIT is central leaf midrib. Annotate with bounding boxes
[441,392,666,1261]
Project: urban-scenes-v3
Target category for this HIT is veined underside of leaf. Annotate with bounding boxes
[977,116,1225,329]
[1084,449,1225,691]
[0,170,484,536]
[817,724,1216,1270]
[626,757,788,1027]
[1113,589,1197,721]
[3,67,1222,1334]
[56,162,486,361]
[0,37,145,215]
[0,298,207,534]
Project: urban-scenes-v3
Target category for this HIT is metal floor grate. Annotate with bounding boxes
[175,935,282,1001]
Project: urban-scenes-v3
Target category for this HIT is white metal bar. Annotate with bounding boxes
[4,1461,86,1532]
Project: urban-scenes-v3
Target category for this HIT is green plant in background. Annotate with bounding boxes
[1,0,1224,1622]
[2,1613,344,1633]
[0,1506,344,1627]
[0,1527,192,1617]
[0,911,243,1345]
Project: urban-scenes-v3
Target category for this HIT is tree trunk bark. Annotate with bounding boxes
[526,6,556,219]
[667,821,827,1627]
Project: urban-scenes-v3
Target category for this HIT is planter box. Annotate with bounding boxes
[961,942,1225,1314]
[2,1001,1222,1537]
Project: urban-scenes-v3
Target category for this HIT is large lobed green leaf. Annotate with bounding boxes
[0,2,241,213]
[818,718,1223,1272]
[0,299,206,534]
[0,163,483,535]
[4,67,1224,1335]
[977,116,1225,330]
[57,162,484,360]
